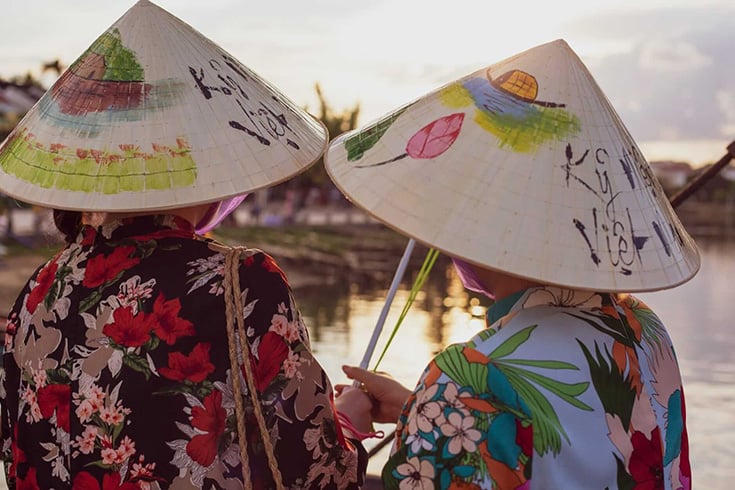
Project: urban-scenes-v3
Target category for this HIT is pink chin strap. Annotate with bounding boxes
[451,257,495,300]
[195,194,248,234]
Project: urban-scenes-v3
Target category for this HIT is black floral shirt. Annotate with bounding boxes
[1,215,366,489]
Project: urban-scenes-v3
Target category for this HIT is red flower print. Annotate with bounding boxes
[515,417,533,458]
[186,390,226,466]
[73,471,138,490]
[83,246,140,288]
[81,226,96,246]
[16,466,40,490]
[149,294,194,345]
[26,261,58,314]
[104,307,151,347]
[252,332,289,392]
[37,383,71,432]
[261,254,289,283]
[629,427,664,490]
[159,343,215,383]
[679,394,691,487]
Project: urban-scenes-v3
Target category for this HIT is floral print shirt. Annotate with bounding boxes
[383,287,690,490]
[1,215,366,489]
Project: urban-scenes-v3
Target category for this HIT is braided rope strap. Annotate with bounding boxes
[220,245,285,490]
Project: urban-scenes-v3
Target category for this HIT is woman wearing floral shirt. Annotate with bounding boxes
[345,285,690,489]
[1,214,369,488]
[326,40,700,489]
[0,1,372,487]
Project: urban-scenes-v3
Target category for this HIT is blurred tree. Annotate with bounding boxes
[285,83,360,191]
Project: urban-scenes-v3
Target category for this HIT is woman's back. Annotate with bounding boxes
[2,215,365,489]
[383,286,690,489]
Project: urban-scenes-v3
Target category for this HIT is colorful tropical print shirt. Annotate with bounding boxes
[383,286,690,490]
[1,215,366,489]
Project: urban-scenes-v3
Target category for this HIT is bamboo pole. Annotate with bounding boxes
[669,140,735,209]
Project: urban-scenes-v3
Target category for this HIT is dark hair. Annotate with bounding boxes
[53,210,83,244]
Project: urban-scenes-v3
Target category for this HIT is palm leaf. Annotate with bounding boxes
[566,312,635,346]
[577,340,636,428]
[500,366,592,411]
[435,344,488,394]
[504,369,565,454]
[488,325,536,359]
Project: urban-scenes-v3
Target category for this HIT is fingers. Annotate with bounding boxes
[341,365,366,381]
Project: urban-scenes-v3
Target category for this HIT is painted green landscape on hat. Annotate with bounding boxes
[71,28,144,81]
[0,129,197,193]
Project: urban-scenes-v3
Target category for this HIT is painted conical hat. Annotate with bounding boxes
[0,0,326,211]
[325,39,700,293]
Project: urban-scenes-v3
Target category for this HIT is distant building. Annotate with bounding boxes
[0,80,43,115]
[0,79,44,135]
[650,160,693,189]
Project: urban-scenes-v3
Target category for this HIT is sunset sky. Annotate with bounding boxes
[1,0,732,166]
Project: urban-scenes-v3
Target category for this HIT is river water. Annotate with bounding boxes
[297,237,735,488]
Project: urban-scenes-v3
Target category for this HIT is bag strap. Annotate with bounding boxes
[220,245,285,490]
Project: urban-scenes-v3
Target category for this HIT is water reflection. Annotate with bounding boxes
[296,240,735,488]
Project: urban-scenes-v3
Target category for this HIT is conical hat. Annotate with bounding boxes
[0,0,326,211]
[325,39,700,292]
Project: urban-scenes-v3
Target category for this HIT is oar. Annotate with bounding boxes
[670,141,735,209]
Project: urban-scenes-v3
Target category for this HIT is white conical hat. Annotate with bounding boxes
[0,0,326,211]
[325,39,700,293]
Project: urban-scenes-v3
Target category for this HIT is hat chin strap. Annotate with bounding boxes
[451,258,495,300]
[195,194,248,234]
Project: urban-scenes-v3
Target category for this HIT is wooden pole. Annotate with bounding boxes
[669,140,735,209]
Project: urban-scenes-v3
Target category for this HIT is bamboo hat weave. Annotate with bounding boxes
[0,0,326,211]
[325,39,700,293]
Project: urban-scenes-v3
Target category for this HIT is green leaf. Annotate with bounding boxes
[577,340,636,428]
[112,419,125,440]
[144,335,160,351]
[488,325,536,359]
[566,312,633,345]
[344,108,408,161]
[502,368,566,455]
[123,353,151,380]
[501,359,579,370]
[615,454,636,490]
[503,367,592,411]
[434,344,488,394]
[79,289,103,314]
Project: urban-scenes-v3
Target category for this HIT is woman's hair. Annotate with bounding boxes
[53,209,83,244]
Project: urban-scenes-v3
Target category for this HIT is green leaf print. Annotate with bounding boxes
[438,325,591,456]
[488,325,535,358]
[123,352,151,380]
[344,107,408,161]
[631,303,667,354]
[435,344,489,395]
[578,340,636,428]
[567,312,636,346]
[502,368,567,454]
[79,290,104,314]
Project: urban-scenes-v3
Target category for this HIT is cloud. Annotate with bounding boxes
[639,40,711,72]
[564,4,735,149]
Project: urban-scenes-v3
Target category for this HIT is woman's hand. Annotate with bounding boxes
[336,365,412,424]
[333,386,374,436]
